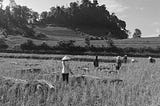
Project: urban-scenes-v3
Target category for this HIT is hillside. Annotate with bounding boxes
[88,37,160,49]
[4,26,86,50]
[35,26,85,41]
[2,26,160,51]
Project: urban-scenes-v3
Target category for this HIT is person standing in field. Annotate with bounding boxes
[93,55,99,67]
[116,56,122,70]
[123,55,128,63]
[61,55,73,84]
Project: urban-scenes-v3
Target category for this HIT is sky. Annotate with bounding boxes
[2,0,160,37]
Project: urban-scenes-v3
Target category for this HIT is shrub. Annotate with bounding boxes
[20,40,37,50]
[38,42,51,50]
[22,27,35,37]
[57,40,75,49]
[56,40,86,53]
[13,44,21,51]
[0,39,8,50]
[35,32,47,39]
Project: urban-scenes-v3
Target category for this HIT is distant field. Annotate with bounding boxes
[35,26,85,40]
[87,37,160,48]
[4,26,160,49]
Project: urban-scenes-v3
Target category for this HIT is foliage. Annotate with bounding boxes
[133,28,142,38]
[0,0,129,39]
[57,40,75,49]
[0,5,37,37]
[39,0,128,39]
[0,39,8,49]
[20,40,37,50]
[38,42,51,50]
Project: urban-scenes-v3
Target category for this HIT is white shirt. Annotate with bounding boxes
[62,61,70,73]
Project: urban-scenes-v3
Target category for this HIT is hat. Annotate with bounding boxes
[62,55,71,61]
[131,59,135,62]
[116,56,121,59]
[148,56,152,59]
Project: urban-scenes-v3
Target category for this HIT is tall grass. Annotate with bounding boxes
[0,57,160,106]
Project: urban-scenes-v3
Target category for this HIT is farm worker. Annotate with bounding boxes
[93,55,99,67]
[123,55,128,63]
[61,55,73,84]
[131,59,135,63]
[115,56,122,70]
[148,56,156,63]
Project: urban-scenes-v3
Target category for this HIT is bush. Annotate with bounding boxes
[90,37,101,40]
[22,27,35,37]
[57,40,75,49]
[20,40,37,50]
[56,40,86,53]
[35,32,47,39]
[38,42,51,50]
[0,39,8,50]
[13,44,21,51]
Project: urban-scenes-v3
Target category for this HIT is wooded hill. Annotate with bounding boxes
[0,0,128,39]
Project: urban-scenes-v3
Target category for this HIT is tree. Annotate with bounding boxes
[118,20,126,30]
[133,28,142,38]
[39,0,129,39]
[40,11,48,20]
[81,0,91,7]
[11,5,32,27]
[0,0,3,9]
[93,0,98,7]
[31,11,39,23]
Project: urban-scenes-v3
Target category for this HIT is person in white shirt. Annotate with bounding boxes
[61,55,73,84]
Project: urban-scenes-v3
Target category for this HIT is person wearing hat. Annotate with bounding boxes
[61,55,73,84]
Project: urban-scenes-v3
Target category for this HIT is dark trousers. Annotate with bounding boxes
[62,73,69,84]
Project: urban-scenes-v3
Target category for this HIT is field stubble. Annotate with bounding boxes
[0,56,160,106]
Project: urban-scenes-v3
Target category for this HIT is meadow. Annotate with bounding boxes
[0,54,160,106]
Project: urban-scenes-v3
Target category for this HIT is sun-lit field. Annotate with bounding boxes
[0,54,160,106]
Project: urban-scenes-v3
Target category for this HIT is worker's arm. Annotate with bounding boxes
[69,69,74,75]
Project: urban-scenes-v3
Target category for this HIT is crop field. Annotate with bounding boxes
[4,26,160,50]
[0,54,160,106]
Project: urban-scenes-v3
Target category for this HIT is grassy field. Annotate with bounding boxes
[3,26,160,50]
[0,54,160,106]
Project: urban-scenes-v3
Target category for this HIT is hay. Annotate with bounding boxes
[0,76,56,105]
[0,75,125,106]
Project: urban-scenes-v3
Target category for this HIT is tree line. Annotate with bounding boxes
[0,0,129,39]
[40,0,128,39]
[0,5,38,36]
